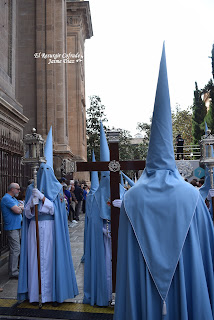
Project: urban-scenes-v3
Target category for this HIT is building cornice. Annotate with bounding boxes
[0,97,29,127]
[67,1,93,39]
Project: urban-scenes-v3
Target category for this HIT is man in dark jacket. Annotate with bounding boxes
[176,134,184,160]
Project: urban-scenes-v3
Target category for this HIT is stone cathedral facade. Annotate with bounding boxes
[0,0,93,181]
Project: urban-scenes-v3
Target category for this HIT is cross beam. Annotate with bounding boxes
[76,141,145,292]
[76,160,146,172]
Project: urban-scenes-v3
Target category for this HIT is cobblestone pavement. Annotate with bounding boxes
[0,213,85,302]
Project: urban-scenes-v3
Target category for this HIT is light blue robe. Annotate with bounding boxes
[17,163,78,302]
[83,173,125,306]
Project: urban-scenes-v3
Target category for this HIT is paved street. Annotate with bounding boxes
[0,214,85,303]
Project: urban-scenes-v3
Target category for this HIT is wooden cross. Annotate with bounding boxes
[76,131,145,292]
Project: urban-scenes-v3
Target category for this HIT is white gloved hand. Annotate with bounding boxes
[32,196,39,206]
[32,188,44,200]
[112,199,122,208]
[207,189,214,201]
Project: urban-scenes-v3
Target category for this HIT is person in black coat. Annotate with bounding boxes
[176,134,184,160]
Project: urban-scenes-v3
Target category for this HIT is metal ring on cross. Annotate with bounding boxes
[108,160,121,172]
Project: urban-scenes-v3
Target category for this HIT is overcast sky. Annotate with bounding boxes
[84,0,214,136]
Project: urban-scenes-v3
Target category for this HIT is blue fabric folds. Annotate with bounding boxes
[123,168,199,301]
[82,150,99,263]
[17,163,78,302]
[114,196,214,320]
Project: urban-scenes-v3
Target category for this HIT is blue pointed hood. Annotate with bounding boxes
[100,121,110,178]
[90,150,99,193]
[44,126,53,169]
[123,43,199,304]
[146,43,176,172]
[120,173,124,187]
[121,172,135,187]
[93,122,111,219]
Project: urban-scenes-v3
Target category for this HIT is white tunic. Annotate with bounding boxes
[25,197,54,303]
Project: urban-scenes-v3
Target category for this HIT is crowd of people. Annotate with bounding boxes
[60,179,89,223]
[189,178,204,188]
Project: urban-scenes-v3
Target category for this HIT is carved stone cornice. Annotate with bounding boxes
[67,1,93,39]
[0,97,28,128]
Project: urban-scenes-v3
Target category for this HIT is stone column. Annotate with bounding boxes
[67,1,93,181]
[36,0,71,153]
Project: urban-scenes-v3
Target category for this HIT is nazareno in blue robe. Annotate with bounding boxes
[114,170,214,320]
[83,121,126,306]
[114,43,214,320]
[81,151,99,263]
[17,163,78,302]
[83,172,125,307]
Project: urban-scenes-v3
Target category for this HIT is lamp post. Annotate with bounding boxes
[199,129,214,222]
[22,128,46,307]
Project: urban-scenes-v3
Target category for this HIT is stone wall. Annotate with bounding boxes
[0,0,28,139]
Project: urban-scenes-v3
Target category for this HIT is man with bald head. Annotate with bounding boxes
[1,183,23,279]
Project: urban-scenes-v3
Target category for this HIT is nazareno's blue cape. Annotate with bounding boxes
[114,43,214,320]
[17,163,78,302]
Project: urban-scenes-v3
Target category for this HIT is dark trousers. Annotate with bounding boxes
[177,147,183,160]
[75,201,82,220]
[82,199,86,213]
[6,229,21,277]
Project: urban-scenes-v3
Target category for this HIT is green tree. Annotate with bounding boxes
[118,128,147,161]
[86,95,108,161]
[192,82,207,144]
[172,106,193,146]
[136,121,151,159]
[202,44,214,133]
[118,129,133,160]
[204,79,214,133]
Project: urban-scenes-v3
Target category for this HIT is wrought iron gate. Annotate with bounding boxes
[0,132,31,255]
